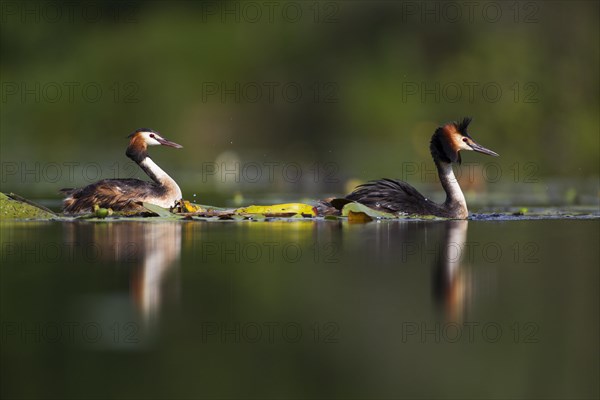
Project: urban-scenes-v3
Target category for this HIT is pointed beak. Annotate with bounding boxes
[156,137,183,149]
[469,141,499,157]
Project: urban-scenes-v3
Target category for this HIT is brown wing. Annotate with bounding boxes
[61,179,161,214]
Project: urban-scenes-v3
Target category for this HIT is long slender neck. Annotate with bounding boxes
[139,156,178,188]
[435,160,468,218]
[126,144,182,203]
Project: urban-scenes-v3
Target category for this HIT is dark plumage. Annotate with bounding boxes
[320,118,498,219]
[345,178,446,216]
[61,179,167,213]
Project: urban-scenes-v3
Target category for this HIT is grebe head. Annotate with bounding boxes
[430,117,499,164]
[129,128,183,148]
[126,128,182,163]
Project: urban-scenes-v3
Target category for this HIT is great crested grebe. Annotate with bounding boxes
[61,129,183,214]
[321,118,499,219]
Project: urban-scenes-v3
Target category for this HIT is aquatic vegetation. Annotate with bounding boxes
[0,193,56,220]
[1,192,598,223]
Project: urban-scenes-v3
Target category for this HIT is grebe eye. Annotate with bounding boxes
[150,134,155,138]
[462,138,468,143]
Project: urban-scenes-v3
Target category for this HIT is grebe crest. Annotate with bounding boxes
[430,117,498,165]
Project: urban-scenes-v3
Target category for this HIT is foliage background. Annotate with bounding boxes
[1,1,598,205]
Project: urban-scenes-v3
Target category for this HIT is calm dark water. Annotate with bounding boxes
[1,219,598,399]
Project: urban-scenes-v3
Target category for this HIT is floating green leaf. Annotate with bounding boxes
[341,202,395,219]
[347,210,373,223]
[142,203,180,219]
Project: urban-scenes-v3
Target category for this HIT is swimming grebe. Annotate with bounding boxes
[322,118,498,219]
[61,129,183,214]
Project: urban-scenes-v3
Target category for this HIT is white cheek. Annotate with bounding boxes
[459,140,472,151]
[141,132,161,145]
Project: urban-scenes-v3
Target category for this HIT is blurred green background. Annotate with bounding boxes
[1,0,598,205]
[1,3,599,399]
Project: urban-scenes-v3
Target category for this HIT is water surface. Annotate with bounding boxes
[1,218,598,399]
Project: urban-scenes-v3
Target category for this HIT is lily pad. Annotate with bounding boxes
[235,203,317,217]
[347,210,373,223]
[341,202,395,219]
[142,203,180,219]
